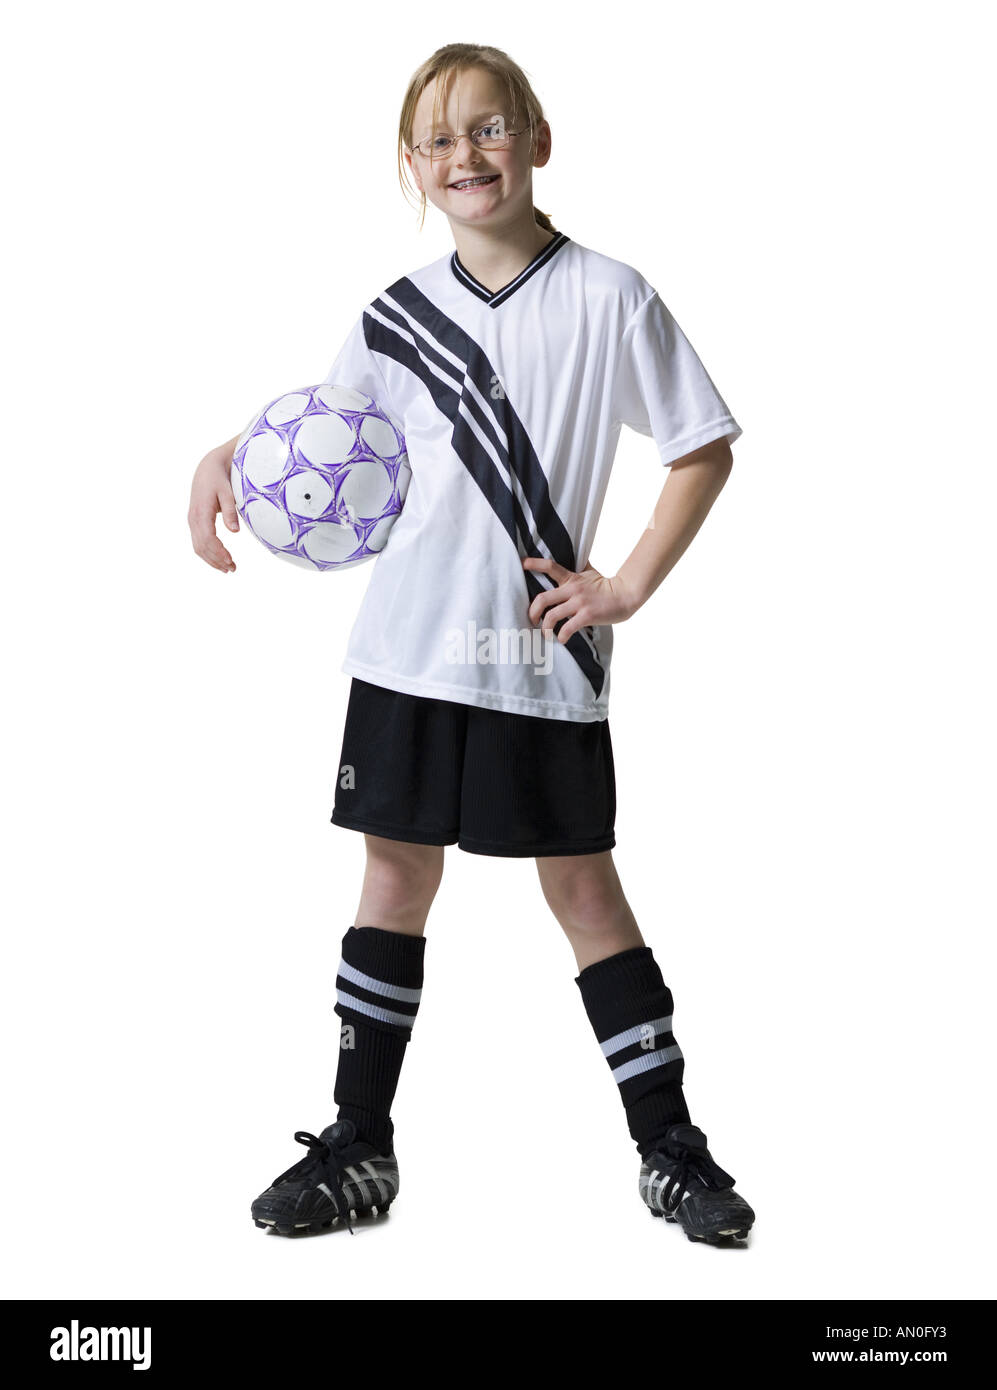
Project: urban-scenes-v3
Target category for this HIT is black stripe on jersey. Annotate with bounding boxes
[364,299,546,571]
[362,288,605,697]
[362,301,531,552]
[371,286,571,562]
[450,232,571,308]
[395,292,578,567]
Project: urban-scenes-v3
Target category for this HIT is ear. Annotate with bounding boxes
[404,147,423,194]
[532,119,552,170]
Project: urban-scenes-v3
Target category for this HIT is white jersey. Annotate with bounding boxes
[323,231,742,723]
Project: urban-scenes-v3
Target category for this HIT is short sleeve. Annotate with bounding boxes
[323,310,404,434]
[612,291,742,466]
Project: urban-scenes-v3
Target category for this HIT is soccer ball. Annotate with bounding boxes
[230,384,410,571]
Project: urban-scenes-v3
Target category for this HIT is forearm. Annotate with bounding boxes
[213,433,241,464]
[616,451,732,613]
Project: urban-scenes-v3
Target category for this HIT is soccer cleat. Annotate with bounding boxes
[251,1118,399,1236]
[639,1121,754,1245]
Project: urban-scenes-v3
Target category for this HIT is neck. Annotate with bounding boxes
[449,213,556,294]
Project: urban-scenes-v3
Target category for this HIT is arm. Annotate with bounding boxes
[523,435,733,640]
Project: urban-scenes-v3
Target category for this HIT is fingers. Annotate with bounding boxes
[527,584,567,626]
[523,555,569,583]
[188,503,237,574]
[205,537,236,573]
[538,600,575,636]
[528,586,590,640]
[551,612,589,643]
[540,601,595,643]
[220,488,240,533]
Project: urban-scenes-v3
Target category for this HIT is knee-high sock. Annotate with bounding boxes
[333,924,426,1154]
[575,946,691,1157]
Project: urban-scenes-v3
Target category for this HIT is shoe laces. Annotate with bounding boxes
[271,1127,360,1235]
[653,1125,736,1215]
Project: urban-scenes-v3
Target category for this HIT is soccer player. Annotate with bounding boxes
[188,43,755,1246]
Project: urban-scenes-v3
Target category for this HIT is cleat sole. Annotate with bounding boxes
[251,1202,394,1235]
[650,1205,752,1244]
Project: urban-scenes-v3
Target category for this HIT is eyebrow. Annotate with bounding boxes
[416,110,508,136]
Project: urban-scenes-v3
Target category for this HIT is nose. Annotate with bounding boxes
[452,134,479,164]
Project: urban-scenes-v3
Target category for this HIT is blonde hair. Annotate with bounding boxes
[398,43,556,235]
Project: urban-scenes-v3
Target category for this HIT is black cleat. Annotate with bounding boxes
[639,1122,754,1246]
[251,1118,399,1236]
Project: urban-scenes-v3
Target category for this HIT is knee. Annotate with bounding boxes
[363,837,444,914]
[537,858,633,938]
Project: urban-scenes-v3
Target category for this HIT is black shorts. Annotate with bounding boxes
[331,678,616,857]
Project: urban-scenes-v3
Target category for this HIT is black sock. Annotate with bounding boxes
[333,924,426,1154]
[575,946,691,1157]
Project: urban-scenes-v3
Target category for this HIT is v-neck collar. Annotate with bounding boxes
[450,231,571,308]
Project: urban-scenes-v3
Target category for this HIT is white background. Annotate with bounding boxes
[3,0,994,1302]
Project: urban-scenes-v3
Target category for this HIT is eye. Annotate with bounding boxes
[430,134,452,150]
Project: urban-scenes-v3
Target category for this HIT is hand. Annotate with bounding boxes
[188,443,240,574]
[522,557,639,643]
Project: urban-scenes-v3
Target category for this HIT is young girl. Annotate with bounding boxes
[188,42,755,1247]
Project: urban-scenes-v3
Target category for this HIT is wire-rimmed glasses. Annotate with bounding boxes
[410,116,532,160]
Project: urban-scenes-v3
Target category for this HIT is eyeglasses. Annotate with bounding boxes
[410,117,532,160]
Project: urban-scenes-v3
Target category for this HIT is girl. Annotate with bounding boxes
[188,42,755,1247]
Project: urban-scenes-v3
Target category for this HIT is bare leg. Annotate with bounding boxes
[535,850,644,971]
[330,834,444,1153]
[353,833,445,937]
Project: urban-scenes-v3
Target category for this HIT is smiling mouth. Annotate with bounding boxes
[449,174,500,190]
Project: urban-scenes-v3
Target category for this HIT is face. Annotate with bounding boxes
[405,66,550,227]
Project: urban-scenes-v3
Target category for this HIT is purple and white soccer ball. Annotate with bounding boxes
[230,384,410,571]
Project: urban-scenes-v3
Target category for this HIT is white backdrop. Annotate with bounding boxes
[3,0,994,1302]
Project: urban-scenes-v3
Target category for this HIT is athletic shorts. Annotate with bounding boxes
[330,678,616,857]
